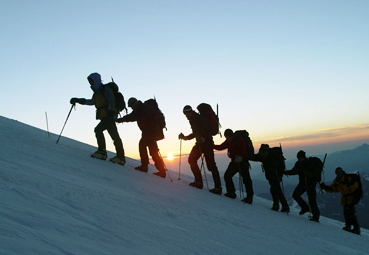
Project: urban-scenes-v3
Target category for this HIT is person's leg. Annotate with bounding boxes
[293,183,310,214]
[148,140,166,177]
[91,120,108,159]
[224,162,238,194]
[203,143,221,189]
[188,145,202,184]
[94,120,107,152]
[307,185,320,220]
[240,161,254,198]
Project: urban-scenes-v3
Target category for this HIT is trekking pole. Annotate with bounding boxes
[56,104,75,144]
[198,145,209,190]
[279,143,285,195]
[45,111,50,138]
[178,139,182,180]
[238,163,245,200]
[304,175,312,219]
[200,154,209,190]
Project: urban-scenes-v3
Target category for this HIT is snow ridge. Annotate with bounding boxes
[0,116,368,255]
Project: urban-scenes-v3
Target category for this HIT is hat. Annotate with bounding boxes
[297,150,306,159]
[128,97,138,107]
[224,129,234,137]
[183,105,193,114]
[335,167,344,175]
[259,144,269,152]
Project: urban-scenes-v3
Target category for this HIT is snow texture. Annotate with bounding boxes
[0,116,368,255]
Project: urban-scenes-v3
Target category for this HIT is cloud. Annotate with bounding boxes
[261,124,369,143]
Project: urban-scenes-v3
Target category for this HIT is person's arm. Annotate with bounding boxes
[214,140,228,151]
[284,162,299,176]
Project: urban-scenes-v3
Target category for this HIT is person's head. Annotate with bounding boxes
[335,167,345,179]
[128,97,139,110]
[259,144,269,158]
[224,129,234,141]
[87,72,102,91]
[183,105,194,119]
[297,150,306,162]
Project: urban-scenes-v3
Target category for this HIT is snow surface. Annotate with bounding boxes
[1,116,368,255]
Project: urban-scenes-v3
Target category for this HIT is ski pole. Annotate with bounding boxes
[178,139,182,180]
[56,104,75,144]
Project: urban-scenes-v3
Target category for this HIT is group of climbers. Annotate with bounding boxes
[70,72,362,235]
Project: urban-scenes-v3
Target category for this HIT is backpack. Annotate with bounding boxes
[347,172,363,205]
[197,103,219,136]
[309,157,324,182]
[269,146,286,176]
[104,82,126,113]
[144,98,166,130]
[234,130,254,160]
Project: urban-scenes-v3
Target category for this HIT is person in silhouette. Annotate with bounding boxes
[179,105,222,194]
[320,167,361,235]
[117,97,166,178]
[214,129,254,203]
[70,72,125,165]
[284,150,320,222]
[252,144,289,212]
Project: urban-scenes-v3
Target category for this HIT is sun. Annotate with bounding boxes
[167,152,174,161]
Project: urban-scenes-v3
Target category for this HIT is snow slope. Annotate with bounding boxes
[1,116,368,255]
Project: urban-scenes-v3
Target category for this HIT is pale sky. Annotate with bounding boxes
[1,1,368,159]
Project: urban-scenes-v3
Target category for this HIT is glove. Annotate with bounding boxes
[196,136,205,144]
[178,133,185,140]
[235,156,243,163]
[70,98,85,105]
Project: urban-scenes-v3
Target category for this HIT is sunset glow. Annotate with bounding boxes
[166,152,174,161]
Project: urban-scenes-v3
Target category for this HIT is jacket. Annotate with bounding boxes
[323,174,359,205]
[284,159,316,186]
[84,73,117,120]
[253,153,283,181]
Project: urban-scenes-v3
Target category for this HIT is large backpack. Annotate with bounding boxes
[347,172,363,205]
[269,146,286,176]
[104,81,126,113]
[309,156,324,182]
[197,103,219,136]
[144,98,166,130]
[234,130,254,160]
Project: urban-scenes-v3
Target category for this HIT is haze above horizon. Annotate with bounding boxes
[1,1,368,159]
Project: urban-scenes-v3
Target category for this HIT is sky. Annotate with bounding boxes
[1,115,369,255]
[1,0,368,160]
